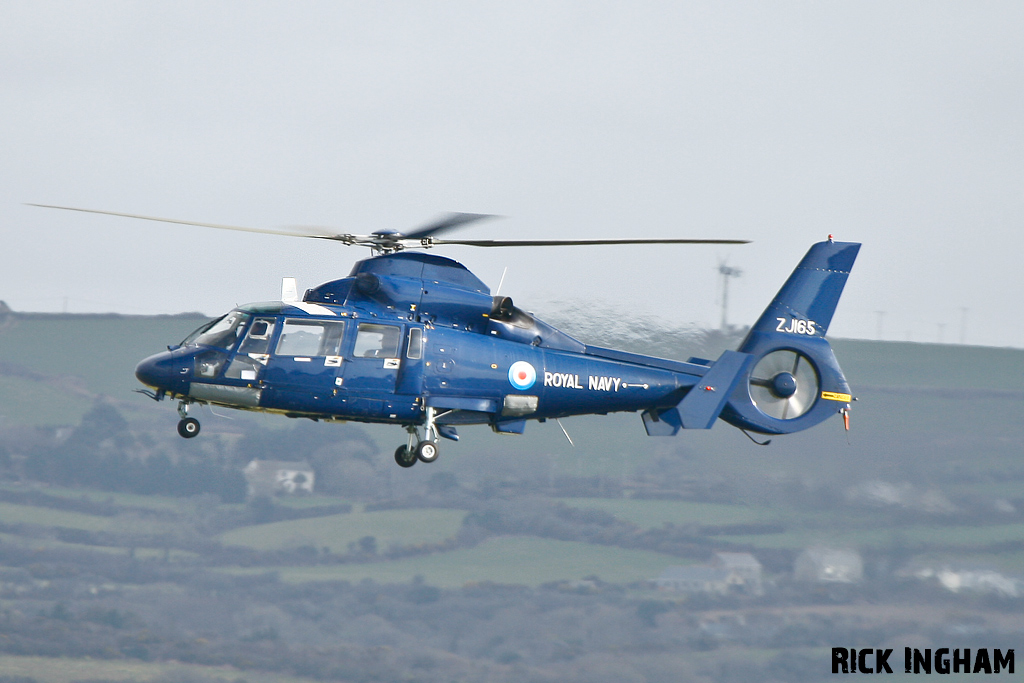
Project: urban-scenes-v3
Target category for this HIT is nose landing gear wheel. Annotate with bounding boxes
[416,440,439,463]
[177,417,200,438]
[395,445,417,468]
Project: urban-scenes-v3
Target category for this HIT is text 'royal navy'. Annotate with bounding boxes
[544,372,622,391]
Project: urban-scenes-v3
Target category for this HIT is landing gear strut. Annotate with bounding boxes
[176,401,200,439]
[394,407,447,467]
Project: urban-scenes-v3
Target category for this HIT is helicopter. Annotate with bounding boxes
[32,204,859,468]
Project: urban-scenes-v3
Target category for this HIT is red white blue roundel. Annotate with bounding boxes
[508,361,537,390]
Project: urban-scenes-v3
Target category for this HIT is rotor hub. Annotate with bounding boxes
[770,372,798,398]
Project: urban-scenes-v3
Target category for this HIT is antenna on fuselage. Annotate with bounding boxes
[282,277,299,302]
[555,418,575,447]
[495,267,509,296]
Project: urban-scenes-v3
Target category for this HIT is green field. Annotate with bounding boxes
[0,531,199,561]
[0,500,116,531]
[1,482,186,512]
[219,507,468,552]
[0,374,93,426]
[0,655,315,683]
[274,494,357,509]
[561,497,770,528]
[717,521,1024,551]
[228,536,688,587]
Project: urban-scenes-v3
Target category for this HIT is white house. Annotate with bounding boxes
[794,547,863,583]
[243,460,315,497]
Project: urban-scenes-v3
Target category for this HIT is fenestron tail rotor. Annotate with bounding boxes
[748,350,819,420]
[26,204,749,253]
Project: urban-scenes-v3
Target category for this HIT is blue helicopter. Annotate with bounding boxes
[33,205,859,467]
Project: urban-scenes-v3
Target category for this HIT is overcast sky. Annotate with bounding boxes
[2,2,1021,348]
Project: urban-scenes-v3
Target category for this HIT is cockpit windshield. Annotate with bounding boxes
[181,311,251,350]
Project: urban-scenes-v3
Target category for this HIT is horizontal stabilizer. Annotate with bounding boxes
[677,350,755,429]
[642,406,683,436]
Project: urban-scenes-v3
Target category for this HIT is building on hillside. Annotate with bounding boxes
[243,459,315,497]
[794,547,863,583]
[904,565,1021,598]
[655,566,736,595]
[656,551,767,595]
[712,552,763,595]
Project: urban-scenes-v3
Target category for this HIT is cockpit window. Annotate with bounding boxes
[353,323,401,358]
[275,319,346,357]
[182,312,251,350]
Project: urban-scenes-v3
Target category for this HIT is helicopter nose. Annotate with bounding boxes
[135,352,179,390]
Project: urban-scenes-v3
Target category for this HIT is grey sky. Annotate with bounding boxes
[2,2,1021,347]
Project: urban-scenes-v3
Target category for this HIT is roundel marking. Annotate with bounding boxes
[508,361,537,390]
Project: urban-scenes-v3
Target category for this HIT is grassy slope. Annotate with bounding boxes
[0,655,315,683]
[0,313,209,398]
[0,313,207,425]
[220,508,468,552]
[230,536,690,588]
[830,338,1024,391]
[0,313,1021,589]
[3,483,187,509]
[560,498,770,528]
[0,500,115,531]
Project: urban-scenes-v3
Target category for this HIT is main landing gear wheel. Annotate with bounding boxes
[177,417,200,439]
[394,445,417,468]
[395,406,450,468]
[416,440,439,463]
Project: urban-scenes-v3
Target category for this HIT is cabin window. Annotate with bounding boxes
[353,323,401,358]
[238,318,276,355]
[276,319,346,357]
[224,355,262,381]
[406,327,423,360]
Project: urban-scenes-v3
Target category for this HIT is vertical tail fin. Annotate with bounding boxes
[745,240,860,340]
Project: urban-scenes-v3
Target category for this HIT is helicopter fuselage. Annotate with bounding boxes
[135,300,707,432]
[135,243,860,464]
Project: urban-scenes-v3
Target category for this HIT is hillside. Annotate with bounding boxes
[0,310,1021,682]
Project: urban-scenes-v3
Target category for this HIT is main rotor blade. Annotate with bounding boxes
[430,237,750,247]
[27,204,346,240]
[403,212,497,240]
